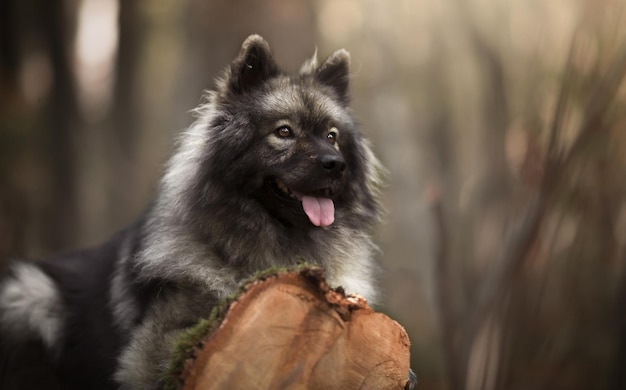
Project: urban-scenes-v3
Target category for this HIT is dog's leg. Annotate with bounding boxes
[115,286,217,389]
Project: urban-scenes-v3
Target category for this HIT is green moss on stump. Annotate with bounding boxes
[161,263,322,390]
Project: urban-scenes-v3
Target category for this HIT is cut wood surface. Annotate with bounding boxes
[176,268,412,390]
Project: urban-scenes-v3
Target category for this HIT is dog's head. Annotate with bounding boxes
[190,35,382,230]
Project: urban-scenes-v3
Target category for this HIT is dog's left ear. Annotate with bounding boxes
[228,35,279,94]
[315,49,351,106]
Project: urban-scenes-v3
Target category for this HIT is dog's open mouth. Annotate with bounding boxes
[270,179,335,227]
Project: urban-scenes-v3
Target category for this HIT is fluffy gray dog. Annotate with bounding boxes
[0,35,386,389]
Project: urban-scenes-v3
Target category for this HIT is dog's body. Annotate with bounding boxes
[0,35,384,389]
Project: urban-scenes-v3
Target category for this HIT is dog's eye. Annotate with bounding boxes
[327,130,338,144]
[275,126,292,138]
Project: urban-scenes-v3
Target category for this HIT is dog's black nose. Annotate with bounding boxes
[320,154,346,173]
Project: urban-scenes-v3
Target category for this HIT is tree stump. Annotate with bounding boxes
[167,267,413,390]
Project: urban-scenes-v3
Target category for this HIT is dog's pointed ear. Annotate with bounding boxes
[228,35,279,93]
[299,47,319,75]
[315,49,351,105]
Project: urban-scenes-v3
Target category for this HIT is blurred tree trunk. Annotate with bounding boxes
[1,0,81,257]
[38,0,80,253]
[0,0,24,259]
[0,0,19,83]
[113,1,141,159]
[107,0,144,227]
[610,267,626,390]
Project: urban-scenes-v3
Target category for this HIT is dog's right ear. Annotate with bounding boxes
[227,35,279,94]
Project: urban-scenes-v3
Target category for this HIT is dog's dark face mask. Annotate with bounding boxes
[210,35,357,229]
[254,120,349,229]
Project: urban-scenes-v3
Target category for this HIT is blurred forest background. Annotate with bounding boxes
[1,0,626,389]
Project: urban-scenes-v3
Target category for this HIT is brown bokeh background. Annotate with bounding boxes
[1,1,626,389]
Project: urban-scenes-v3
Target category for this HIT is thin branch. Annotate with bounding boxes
[428,185,465,390]
[466,194,546,342]
[558,41,626,174]
[545,30,579,165]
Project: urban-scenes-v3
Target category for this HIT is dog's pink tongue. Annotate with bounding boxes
[302,196,335,227]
